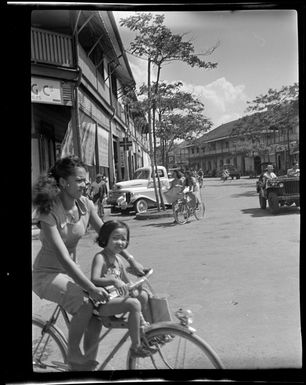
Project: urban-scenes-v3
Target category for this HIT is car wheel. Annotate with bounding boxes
[259,194,267,209]
[134,199,149,214]
[268,192,279,214]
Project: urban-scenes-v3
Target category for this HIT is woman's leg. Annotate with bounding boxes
[68,302,93,364]
[83,316,103,361]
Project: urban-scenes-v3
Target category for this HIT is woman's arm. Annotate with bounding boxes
[88,201,104,232]
[119,249,145,276]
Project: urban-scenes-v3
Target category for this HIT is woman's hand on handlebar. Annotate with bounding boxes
[127,259,145,277]
[88,286,109,303]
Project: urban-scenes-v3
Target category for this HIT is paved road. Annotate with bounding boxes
[32,177,301,370]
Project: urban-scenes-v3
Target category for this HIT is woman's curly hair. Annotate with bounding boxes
[32,175,59,215]
[32,155,86,215]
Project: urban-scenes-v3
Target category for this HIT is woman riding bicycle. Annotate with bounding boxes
[32,155,145,371]
[184,170,201,209]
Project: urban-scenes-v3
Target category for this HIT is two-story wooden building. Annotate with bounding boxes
[168,116,299,176]
[31,10,150,187]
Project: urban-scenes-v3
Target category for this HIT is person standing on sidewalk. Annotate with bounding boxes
[32,155,145,371]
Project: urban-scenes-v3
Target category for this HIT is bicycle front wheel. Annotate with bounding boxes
[174,202,189,224]
[127,325,224,369]
[194,202,205,220]
[32,316,68,372]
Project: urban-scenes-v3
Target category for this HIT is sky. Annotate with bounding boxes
[113,10,298,129]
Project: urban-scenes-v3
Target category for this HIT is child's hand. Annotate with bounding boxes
[113,280,129,296]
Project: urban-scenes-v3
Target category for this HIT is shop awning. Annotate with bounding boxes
[60,111,96,165]
[97,125,109,167]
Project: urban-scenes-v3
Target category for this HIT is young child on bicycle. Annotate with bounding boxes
[91,220,155,357]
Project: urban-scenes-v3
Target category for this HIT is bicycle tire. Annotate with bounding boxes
[32,316,68,372]
[174,201,189,224]
[127,324,224,370]
[194,202,205,220]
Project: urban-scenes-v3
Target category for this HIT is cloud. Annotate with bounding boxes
[179,77,248,127]
[129,56,248,128]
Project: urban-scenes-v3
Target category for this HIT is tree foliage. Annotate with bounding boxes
[230,83,299,156]
[120,13,218,69]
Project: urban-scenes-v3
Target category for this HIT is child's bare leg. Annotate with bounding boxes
[83,316,103,361]
[99,297,142,349]
[137,290,150,322]
[68,302,93,363]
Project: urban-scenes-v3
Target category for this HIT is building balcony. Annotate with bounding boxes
[31,28,74,68]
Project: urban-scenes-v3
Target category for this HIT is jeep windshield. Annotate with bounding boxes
[133,169,150,179]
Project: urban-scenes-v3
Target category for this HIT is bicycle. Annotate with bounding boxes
[172,192,205,225]
[32,269,224,371]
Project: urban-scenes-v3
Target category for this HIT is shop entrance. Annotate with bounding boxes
[32,103,71,181]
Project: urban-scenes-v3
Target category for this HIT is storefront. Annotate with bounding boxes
[31,76,74,184]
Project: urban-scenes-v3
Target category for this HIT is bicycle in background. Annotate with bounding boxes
[173,192,205,225]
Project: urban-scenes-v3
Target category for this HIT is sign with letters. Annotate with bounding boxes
[31,77,63,105]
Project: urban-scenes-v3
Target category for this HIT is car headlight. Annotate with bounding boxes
[279,183,284,188]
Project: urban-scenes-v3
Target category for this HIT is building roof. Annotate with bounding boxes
[199,120,239,143]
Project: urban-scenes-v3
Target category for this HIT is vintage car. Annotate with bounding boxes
[257,174,300,214]
[115,182,178,214]
[108,166,172,213]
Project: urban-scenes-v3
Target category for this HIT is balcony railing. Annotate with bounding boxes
[31,28,74,68]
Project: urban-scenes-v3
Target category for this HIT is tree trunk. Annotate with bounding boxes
[152,64,165,210]
[147,58,160,210]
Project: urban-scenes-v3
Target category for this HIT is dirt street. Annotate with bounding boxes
[32,177,301,370]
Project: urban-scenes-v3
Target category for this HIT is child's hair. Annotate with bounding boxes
[96,220,130,248]
[32,155,86,215]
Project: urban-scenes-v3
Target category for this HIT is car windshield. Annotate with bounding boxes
[133,169,150,179]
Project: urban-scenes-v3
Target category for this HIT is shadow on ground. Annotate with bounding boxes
[241,207,300,217]
[140,219,201,228]
[231,190,258,198]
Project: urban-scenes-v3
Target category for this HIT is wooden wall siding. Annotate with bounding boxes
[31,28,74,67]
[61,82,73,106]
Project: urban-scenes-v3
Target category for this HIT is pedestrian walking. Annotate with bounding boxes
[32,155,146,371]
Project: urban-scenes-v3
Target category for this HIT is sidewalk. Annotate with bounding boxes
[135,208,173,220]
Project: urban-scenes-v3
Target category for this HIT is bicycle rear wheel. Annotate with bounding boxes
[194,202,205,220]
[174,201,189,224]
[127,325,224,369]
[32,316,68,372]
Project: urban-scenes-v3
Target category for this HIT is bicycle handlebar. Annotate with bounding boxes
[128,268,153,291]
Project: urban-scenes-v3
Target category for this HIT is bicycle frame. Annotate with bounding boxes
[35,303,135,371]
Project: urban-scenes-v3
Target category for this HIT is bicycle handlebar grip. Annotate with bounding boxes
[128,268,153,291]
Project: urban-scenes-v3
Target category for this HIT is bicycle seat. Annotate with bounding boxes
[101,315,128,329]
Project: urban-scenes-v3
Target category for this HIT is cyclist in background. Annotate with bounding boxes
[184,170,201,209]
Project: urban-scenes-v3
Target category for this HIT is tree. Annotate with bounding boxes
[231,83,299,171]
[138,81,212,168]
[120,12,218,210]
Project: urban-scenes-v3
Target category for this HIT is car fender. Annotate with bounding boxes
[130,193,156,204]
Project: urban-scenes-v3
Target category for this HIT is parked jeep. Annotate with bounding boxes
[257,175,300,214]
[108,166,171,213]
